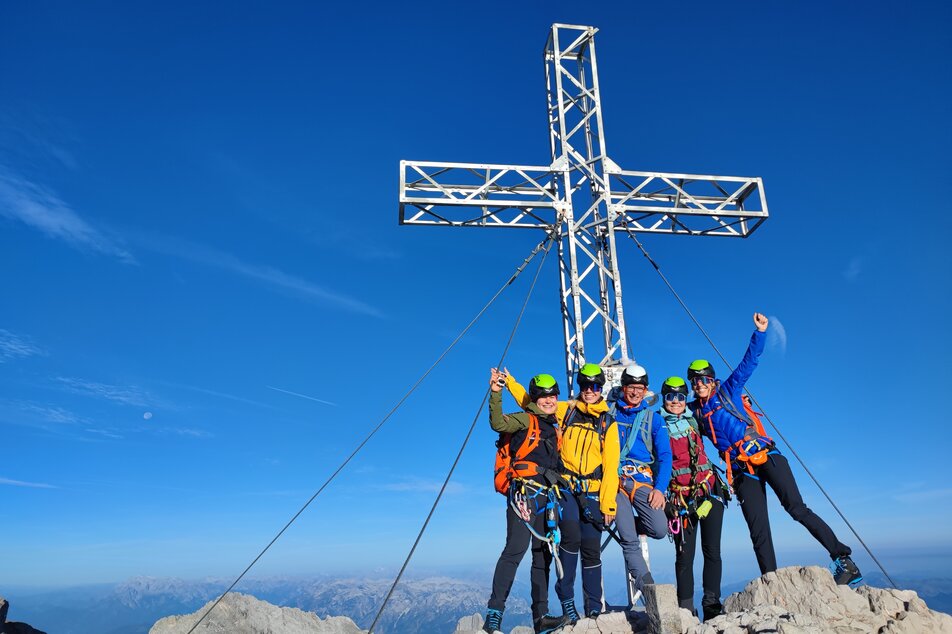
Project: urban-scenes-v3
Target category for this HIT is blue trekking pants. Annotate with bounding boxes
[556,493,604,615]
[614,484,667,592]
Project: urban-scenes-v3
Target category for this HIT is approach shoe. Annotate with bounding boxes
[831,555,863,588]
[482,608,503,633]
[560,598,580,625]
[701,599,724,622]
[585,609,600,619]
[533,614,567,634]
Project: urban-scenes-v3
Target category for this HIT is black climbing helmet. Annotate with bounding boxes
[528,374,560,401]
[576,363,606,389]
[687,359,716,383]
[620,364,649,387]
[661,376,689,397]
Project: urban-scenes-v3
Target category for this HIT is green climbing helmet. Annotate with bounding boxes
[576,363,606,388]
[687,359,716,382]
[528,374,560,401]
[661,376,689,397]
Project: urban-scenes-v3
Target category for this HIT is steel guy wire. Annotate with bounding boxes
[186,235,555,633]
[368,237,553,633]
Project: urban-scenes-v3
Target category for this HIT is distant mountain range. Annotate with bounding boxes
[3,572,950,634]
[3,575,531,634]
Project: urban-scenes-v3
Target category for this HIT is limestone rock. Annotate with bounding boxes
[453,612,484,632]
[642,584,680,634]
[149,592,365,634]
[714,566,952,634]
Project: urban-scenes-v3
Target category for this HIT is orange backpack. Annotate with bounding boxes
[493,414,562,495]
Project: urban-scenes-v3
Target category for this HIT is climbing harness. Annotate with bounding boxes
[509,481,565,579]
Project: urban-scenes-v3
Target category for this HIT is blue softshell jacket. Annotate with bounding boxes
[614,400,673,492]
[692,328,773,462]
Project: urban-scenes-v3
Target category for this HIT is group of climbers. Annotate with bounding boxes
[483,312,863,634]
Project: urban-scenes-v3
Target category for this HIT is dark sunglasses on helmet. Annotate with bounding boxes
[663,392,687,403]
[691,376,715,386]
[578,381,602,393]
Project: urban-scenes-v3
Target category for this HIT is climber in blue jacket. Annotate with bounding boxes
[610,364,671,600]
[689,312,862,588]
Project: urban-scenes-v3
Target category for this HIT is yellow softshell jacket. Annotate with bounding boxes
[507,375,620,515]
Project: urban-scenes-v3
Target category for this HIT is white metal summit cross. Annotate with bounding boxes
[399,24,769,391]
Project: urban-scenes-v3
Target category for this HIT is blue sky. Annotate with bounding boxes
[1,0,950,593]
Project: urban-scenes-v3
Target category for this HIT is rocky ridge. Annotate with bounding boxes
[149,592,365,634]
[453,566,952,634]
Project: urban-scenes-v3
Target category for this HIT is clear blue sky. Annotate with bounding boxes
[1,1,950,590]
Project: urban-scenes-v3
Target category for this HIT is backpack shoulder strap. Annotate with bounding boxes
[513,413,541,461]
[563,404,578,427]
[640,409,654,457]
[620,408,649,458]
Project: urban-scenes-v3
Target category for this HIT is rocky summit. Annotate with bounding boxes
[453,566,952,634]
[149,592,365,634]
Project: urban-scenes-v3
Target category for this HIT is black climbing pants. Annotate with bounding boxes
[488,502,554,621]
[674,497,724,610]
[733,454,850,575]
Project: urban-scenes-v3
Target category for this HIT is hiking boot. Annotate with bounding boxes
[533,614,567,633]
[678,597,696,614]
[560,598,580,625]
[831,555,863,588]
[482,608,503,633]
[586,609,600,619]
[701,599,723,622]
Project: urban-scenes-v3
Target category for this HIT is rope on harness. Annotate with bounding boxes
[510,483,565,579]
[185,236,555,634]
[622,227,898,590]
[368,235,554,633]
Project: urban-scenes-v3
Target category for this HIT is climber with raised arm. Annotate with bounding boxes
[689,313,862,587]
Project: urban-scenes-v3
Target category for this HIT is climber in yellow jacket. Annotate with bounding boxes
[506,363,620,622]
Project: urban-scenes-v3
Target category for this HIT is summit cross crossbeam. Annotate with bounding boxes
[398,24,769,392]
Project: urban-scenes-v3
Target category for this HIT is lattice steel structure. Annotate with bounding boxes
[399,24,768,392]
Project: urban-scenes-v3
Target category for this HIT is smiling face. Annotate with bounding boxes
[692,376,716,399]
[579,383,602,404]
[621,383,646,406]
[664,399,687,415]
[535,394,559,414]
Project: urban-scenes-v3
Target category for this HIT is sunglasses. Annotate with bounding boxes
[691,376,715,386]
[663,393,687,403]
[579,382,602,393]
